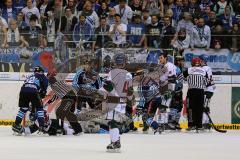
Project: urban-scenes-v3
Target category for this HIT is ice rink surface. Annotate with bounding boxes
[0,127,239,160]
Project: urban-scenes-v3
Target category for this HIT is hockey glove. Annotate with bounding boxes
[103,80,114,92]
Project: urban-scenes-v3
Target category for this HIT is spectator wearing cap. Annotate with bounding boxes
[190,17,211,51]
[16,11,27,30]
[177,12,194,35]
[97,2,109,18]
[145,15,162,48]
[92,16,111,50]
[142,0,163,16]
[2,0,17,23]
[171,28,190,55]
[114,0,133,25]
[78,0,99,28]
[2,18,28,48]
[72,14,93,48]
[109,14,127,46]
[22,0,40,26]
[218,5,237,32]
[107,7,116,26]
[142,9,151,25]
[22,14,47,48]
[205,11,223,30]
[130,0,143,16]
[127,14,145,47]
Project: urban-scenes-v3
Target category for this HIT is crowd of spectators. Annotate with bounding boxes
[0,0,240,58]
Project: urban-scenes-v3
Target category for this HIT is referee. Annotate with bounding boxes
[183,57,207,131]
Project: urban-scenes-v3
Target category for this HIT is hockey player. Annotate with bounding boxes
[183,57,207,132]
[72,59,102,114]
[199,55,215,130]
[157,52,177,131]
[22,109,76,136]
[12,66,48,134]
[104,53,133,151]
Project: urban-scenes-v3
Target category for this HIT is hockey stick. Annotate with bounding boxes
[204,99,227,133]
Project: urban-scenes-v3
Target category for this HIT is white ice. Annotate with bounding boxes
[0,127,239,160]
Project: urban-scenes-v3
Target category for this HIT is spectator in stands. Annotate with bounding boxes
[165,9,174,26]
[109,14,127,46]
[161,16,176,49]
[90,0,101,13]
[188,0,201,16]
[182,0,189,12]
[127,14,145,47]
[171,0,183,27]
[199,0,213,12]
[17,11,27,30]
[201,5,212,22]
[177,12,194,35]
[130,0,142,16]
[37,0,49,23]
[213,0,233,16]
[42,9,56,46]
[232,0,240,16]
[164,0,174,13]
[218,5,237,32]
[64,0,77,16]
[22,0,40,26]
[171,28,190,55]
[145,15,162,48]
[92,16,111,50]
[142,9,151,25]
[206,11,223,30]
[61,7,78,33]
[190,17,211,51]
[211,24,230,49]
[107,7,116,26]
[114,0,133,24]
[72,14,93,48]
[142,0,163,16]
[2,0,17,23]
[13,0,25,13]
[2,19,28,48]
[231,23,240,52]
[97,2,109,18]
[78,0,99,28]
[0,15,8,48]
[22,14,47,48]
[53,0,64,20]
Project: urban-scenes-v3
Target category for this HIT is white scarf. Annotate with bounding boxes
[7,27,20,43]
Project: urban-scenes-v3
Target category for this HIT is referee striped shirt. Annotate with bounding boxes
[184,67,207,90]
[51,80,75,98]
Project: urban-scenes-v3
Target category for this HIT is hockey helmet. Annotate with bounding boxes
[34,66,44,73]
[191,57,201,66]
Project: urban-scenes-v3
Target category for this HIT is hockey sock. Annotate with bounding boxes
[146,117,159,130]
[37,107,45,127]
[15,107,28,125]
[109,128,120,143]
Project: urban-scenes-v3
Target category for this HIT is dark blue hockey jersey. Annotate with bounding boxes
[21,73,48,96]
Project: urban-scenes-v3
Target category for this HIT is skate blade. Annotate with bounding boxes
[13,132,22,136]
[106,149,121,153]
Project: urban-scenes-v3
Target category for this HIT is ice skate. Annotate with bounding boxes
[12,124,23,136]
[106,140,121,153]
